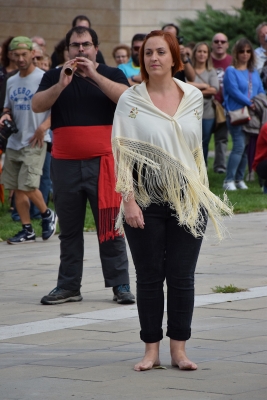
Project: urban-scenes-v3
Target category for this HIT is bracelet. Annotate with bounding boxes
[131,75,136,82]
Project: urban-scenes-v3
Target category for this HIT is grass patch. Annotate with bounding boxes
[211,284,248,293]
[208,159,267,214]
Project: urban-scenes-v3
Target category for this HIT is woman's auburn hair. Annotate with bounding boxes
[139,30,184,81]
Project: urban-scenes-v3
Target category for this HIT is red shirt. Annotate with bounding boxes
[211,54,232,104]
[253,123,267,170]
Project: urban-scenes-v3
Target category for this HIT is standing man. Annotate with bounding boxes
[0,36,57,244]
[255,22,267,73]
[51,15,105,68]
[162,23,195,82]
[32,26,135,305]
[211,33,232,174]
[118,34,146,85]
[31,36,47,54]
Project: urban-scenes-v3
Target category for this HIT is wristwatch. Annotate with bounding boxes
[183,58,189,64]
[131,75,136,82]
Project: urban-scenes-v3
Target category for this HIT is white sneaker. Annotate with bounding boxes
[235,180,248,189]
[223,181,237,191]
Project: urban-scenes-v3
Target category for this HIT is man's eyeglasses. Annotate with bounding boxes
[213,40,227,44]
[238,49,252,54]
[69,42,94,49]
[133,46,141,52]
[33,56,43,61]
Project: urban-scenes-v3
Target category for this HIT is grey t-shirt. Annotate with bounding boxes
[194,69,219,119]
[4,67,50,150]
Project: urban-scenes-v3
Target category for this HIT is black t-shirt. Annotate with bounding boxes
[36,64,129,130]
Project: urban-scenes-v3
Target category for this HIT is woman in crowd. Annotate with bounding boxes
[112,30,232,372]
[112,44,130,66]
[54,38,69,68]
[0,36,17,209]
[188,42,219,166]
[0,36,16,92]
[223,38,265,191]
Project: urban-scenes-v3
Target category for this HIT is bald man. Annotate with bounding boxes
[211,33,232,174]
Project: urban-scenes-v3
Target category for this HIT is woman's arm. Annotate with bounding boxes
[123,197,145,229]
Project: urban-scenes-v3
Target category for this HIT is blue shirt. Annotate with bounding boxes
[223,66,265,111]
[118,61,140,78]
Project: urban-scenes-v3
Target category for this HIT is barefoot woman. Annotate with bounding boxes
[112,30,232,371]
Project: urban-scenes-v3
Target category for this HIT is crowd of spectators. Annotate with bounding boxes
[0,16,267,227]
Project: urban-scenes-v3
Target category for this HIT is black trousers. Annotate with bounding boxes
[51,157,129,290]
[124,203,206,343]
[256,159,267,182]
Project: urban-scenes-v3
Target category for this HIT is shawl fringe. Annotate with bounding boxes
[112,137,233,240]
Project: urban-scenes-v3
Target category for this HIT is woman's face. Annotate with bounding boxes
[114,48,129,65]
[237,45,252,65]
[144,36,174,79]
[195,44,209,64]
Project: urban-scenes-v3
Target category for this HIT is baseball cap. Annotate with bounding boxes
[10,36,33,51]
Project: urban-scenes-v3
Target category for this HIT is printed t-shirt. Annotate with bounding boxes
[4,68,50,150]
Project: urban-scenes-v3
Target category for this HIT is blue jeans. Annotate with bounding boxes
[124,203,207,343]
[202,118,215,166]
[225,117,247,182]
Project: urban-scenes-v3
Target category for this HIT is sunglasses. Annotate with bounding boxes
[238,49,252,54]
[33,56,43,60]
[213,40,227,44]
[133,46,141,52]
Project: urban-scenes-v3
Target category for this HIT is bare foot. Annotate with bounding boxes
[170,339,197,371]
[134,342,160,371]
[171,353,197,370]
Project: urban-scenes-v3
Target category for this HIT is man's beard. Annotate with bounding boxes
[132,52,140,67]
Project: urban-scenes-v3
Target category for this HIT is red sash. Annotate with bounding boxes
[52,126,121,243]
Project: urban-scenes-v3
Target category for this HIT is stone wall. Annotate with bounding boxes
[0,0,243,67]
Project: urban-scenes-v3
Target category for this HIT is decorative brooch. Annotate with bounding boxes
[193,109,201,120]
[129,107,138,119]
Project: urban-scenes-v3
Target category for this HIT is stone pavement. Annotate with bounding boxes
[0,212,266,400]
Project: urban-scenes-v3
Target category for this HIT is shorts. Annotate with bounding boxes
[2,143,47,191]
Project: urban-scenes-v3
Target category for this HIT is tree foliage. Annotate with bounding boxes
[177,5,264,51]
[242,0,267,14]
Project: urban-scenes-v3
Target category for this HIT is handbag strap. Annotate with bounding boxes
[195,71,208,85]
[248,72,252,99]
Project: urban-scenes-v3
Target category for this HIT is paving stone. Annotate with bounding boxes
[0,212,266,399]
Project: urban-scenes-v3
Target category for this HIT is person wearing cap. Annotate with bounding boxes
[0,36,57,244]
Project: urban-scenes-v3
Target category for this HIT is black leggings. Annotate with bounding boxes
[124,203,207,343]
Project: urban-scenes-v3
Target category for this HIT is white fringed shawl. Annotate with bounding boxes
[112,79,232,239]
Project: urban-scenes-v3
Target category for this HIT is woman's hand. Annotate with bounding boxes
[123,198,145,229]
[249,101,256,110]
